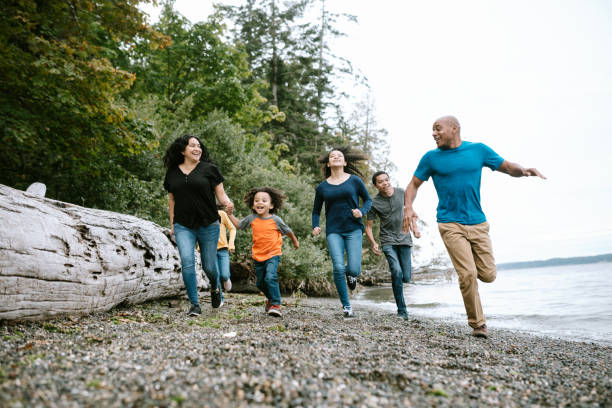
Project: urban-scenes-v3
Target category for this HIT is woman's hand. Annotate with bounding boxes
[352,208,362,218]
[312,227,321,236]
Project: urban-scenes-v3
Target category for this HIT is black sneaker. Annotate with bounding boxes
[343,306,354,318]
[211,288,221,309]
[188,304,201,316]
[346,273,357,291]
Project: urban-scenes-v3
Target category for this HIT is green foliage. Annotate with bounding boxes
[124,4,272,129]
[0,0,163,206]
[0,0,396,295]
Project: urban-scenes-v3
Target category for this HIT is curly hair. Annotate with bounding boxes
[318,146,368,179]
[163,135,211,169]
[243,187,286,214]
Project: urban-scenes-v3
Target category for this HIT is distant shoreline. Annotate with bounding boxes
[497,253,612,270]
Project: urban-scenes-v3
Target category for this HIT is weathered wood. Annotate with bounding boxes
[0,184,209,320]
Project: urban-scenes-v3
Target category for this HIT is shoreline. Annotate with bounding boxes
[1,293,610,407]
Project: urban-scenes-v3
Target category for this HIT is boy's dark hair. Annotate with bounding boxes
[243,187,286,214]
[371,171,389,185]
[163,134,211,169]
[318,146,368,179]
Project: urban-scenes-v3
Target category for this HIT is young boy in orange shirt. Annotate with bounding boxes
[228,187,299,317]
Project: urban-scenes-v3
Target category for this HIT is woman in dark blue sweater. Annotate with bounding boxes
[312,147,372,317]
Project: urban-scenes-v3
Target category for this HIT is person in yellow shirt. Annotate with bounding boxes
[217,206,236,307]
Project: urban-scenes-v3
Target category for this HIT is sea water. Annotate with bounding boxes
[353,262,612,345]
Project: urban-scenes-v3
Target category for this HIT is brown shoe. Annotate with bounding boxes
[472,324,489,338]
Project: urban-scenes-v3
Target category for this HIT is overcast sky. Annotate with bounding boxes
[141,0,612,263]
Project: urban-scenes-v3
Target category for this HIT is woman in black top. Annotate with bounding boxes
[163,135,234,316]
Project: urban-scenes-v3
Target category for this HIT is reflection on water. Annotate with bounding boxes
[353,262,612,345]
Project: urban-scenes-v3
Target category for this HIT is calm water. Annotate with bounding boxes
[353,262,612,345]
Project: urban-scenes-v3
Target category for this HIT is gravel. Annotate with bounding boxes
[1,294,610,407]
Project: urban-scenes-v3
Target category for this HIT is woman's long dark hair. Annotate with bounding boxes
[318,146,368,179]
[163,135,210,169]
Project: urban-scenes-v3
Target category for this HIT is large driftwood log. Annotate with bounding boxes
[0,184,209,320]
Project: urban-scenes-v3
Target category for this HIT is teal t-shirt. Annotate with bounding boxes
[414,141,504,225]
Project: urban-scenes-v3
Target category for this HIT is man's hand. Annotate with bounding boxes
[352,208,362,218]
[402,207,421,238]
[312,227,321,236]
[225,201,234,214]
[525,168,546,179]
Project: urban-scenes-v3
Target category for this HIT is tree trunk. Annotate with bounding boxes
[0,184,209,320]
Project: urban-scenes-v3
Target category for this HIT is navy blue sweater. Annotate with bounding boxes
[312,175,372,235]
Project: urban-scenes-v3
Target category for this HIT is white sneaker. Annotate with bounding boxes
[223,279,232,292]
[343,306,354,318]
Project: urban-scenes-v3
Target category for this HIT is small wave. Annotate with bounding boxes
[409,302,444,309]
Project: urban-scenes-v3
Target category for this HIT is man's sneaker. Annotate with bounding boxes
[223,279,232,292]
[472,324,489,338]
[343,306,354,318]
[397,312,409,321]
[346,273,357,291]
[218,299,224,308]
[188,304,201,316]
[211,288,222,309]
[267,305,282,317]
[264,299,271,312]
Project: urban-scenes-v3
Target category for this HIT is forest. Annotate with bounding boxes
[0,0,396,293]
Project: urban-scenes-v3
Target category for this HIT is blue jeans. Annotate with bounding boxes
[174,222,220,306]
[216,248,230,301]
[382,245,412,315]
[254,256,281,305]
[327,229,363,308]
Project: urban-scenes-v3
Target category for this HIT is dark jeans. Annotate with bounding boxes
[216,248,230,301]
[382,244,412,315]
[174,222,220,306]
[254,256,281,305]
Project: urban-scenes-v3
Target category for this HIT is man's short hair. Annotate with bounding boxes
[372,171,388,185]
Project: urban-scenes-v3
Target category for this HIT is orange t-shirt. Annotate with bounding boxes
[238,214,292,262]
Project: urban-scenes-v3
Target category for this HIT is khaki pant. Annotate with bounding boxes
[438,222,496,328]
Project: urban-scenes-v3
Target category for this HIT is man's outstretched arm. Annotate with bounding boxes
[402,175,424,237]
[497,160,546,179]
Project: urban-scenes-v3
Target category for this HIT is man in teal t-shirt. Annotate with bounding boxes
[402,115,546,338]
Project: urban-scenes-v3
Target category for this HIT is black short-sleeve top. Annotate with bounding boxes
[164,162,224,229]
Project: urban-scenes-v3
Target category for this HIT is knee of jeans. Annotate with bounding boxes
[331,261,346,274]
[390,268,403,280]
[179,260,195,271]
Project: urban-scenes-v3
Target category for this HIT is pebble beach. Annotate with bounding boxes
[1,293,610,407]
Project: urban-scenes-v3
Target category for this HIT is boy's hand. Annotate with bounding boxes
[371,243,382,256]
[293,240,299,249]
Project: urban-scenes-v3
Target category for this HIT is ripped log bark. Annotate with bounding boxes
[0,184,209,320]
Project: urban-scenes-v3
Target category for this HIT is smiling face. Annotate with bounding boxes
[432,117,460,150]
[181,137,202,163]
[252,191,274,216]
[374,173,393,197]
[327,150,347,169]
